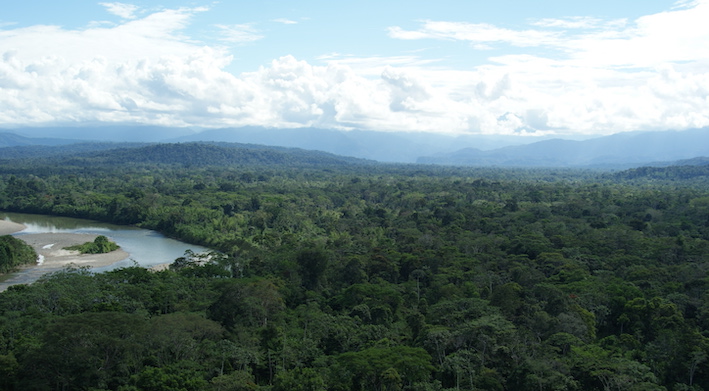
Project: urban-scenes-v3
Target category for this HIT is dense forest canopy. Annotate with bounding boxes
[1,142,709,390]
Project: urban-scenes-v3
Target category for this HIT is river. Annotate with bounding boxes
[0,212,209,289]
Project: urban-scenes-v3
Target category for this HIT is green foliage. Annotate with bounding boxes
[133,363,209,391]
[336,345,435,389]
[2,155,709,390]
[274,367,326,391]
[0,235,37,273]
[64,235,119,254]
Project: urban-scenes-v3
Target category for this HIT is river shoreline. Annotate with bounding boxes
[1,219,129,272]
[0,219,26,235]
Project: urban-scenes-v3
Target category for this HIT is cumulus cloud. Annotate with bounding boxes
[383,0,709,134]
[1,2,709,135]
[571,1,709,68]
[381,66,430,112]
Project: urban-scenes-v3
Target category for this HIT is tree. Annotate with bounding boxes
[133,362,208,391]
[208,278,285,329]
[295,247,330,291]
[0,235,37,273]
[273,367,326,391]
[336,345,435,390]
[63,235,119,254]
[20,312,147,390]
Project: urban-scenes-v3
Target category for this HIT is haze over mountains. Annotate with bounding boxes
[1,126,708,168]
[418,128,709,168]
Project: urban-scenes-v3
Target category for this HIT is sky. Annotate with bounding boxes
[1,0,708,137]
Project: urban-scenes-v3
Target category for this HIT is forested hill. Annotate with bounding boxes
[0,131,81,147]
[608,162,709,183]
[1,142,374,168]
[0,142,147,160]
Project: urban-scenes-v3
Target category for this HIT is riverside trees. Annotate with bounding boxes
[0,235,37,273]
[64,235,120,254]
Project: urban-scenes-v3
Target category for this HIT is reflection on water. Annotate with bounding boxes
[1,212,209,289]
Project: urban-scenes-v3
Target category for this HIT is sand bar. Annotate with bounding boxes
[1,230,130,291]
[0,219,26,235]
[1,219,129,269]
[16,233,130,269]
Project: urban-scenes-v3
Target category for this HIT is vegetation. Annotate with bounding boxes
[63,235,120,254]
[0,235,37,273]
[1,143,709,390]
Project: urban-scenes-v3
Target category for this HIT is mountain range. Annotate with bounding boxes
[2,126,708,168]
[417,129,709,167]
[417,128,709,167]
[2,126,567,163]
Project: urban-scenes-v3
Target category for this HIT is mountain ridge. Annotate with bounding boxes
[4,127,709,168]
[417,128,709,167]
[0,132,83,148]
[1,141,374,168]
[169,126,549,162]
[8,126,566,162]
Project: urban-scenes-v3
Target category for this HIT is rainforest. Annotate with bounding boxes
[1,142,709,391]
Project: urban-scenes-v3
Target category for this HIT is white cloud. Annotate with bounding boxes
[1,3,709,136]
[566,0,709,68]
[382,0,709,134]
[100,2,139,19]
[390,1,709,69]
[317,54,441,78]
[388,21,561,48]
[216,24,263,43]
[531,16,627,30]
[272,18,298,25]
[0,7,208,65]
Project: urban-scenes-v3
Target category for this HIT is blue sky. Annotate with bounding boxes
[1,1,708,137]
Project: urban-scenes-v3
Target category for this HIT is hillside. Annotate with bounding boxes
[4,125,197,142]
[609,163,709,182]
[0,132,81,148]
[2,142,374,169]
[173,127,538,163]
[0,142,147,160]
[11,126,561,163]
[6,127,709,167]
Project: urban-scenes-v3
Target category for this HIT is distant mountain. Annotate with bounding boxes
[0,142,147,160]
[8,126,198,142]
[417,129,709,168]
[667,156,709,166]
[4,126,587,163]
[34,142,374,168]
[4,126,556,162]
[9,126,702,167]
[171,127,561,163]
[610,162,709,182]
[0,132,82,148]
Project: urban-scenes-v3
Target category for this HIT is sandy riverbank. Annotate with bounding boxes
[0,219,26,235]
[1,219,129,269]
[18,233,130,269]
